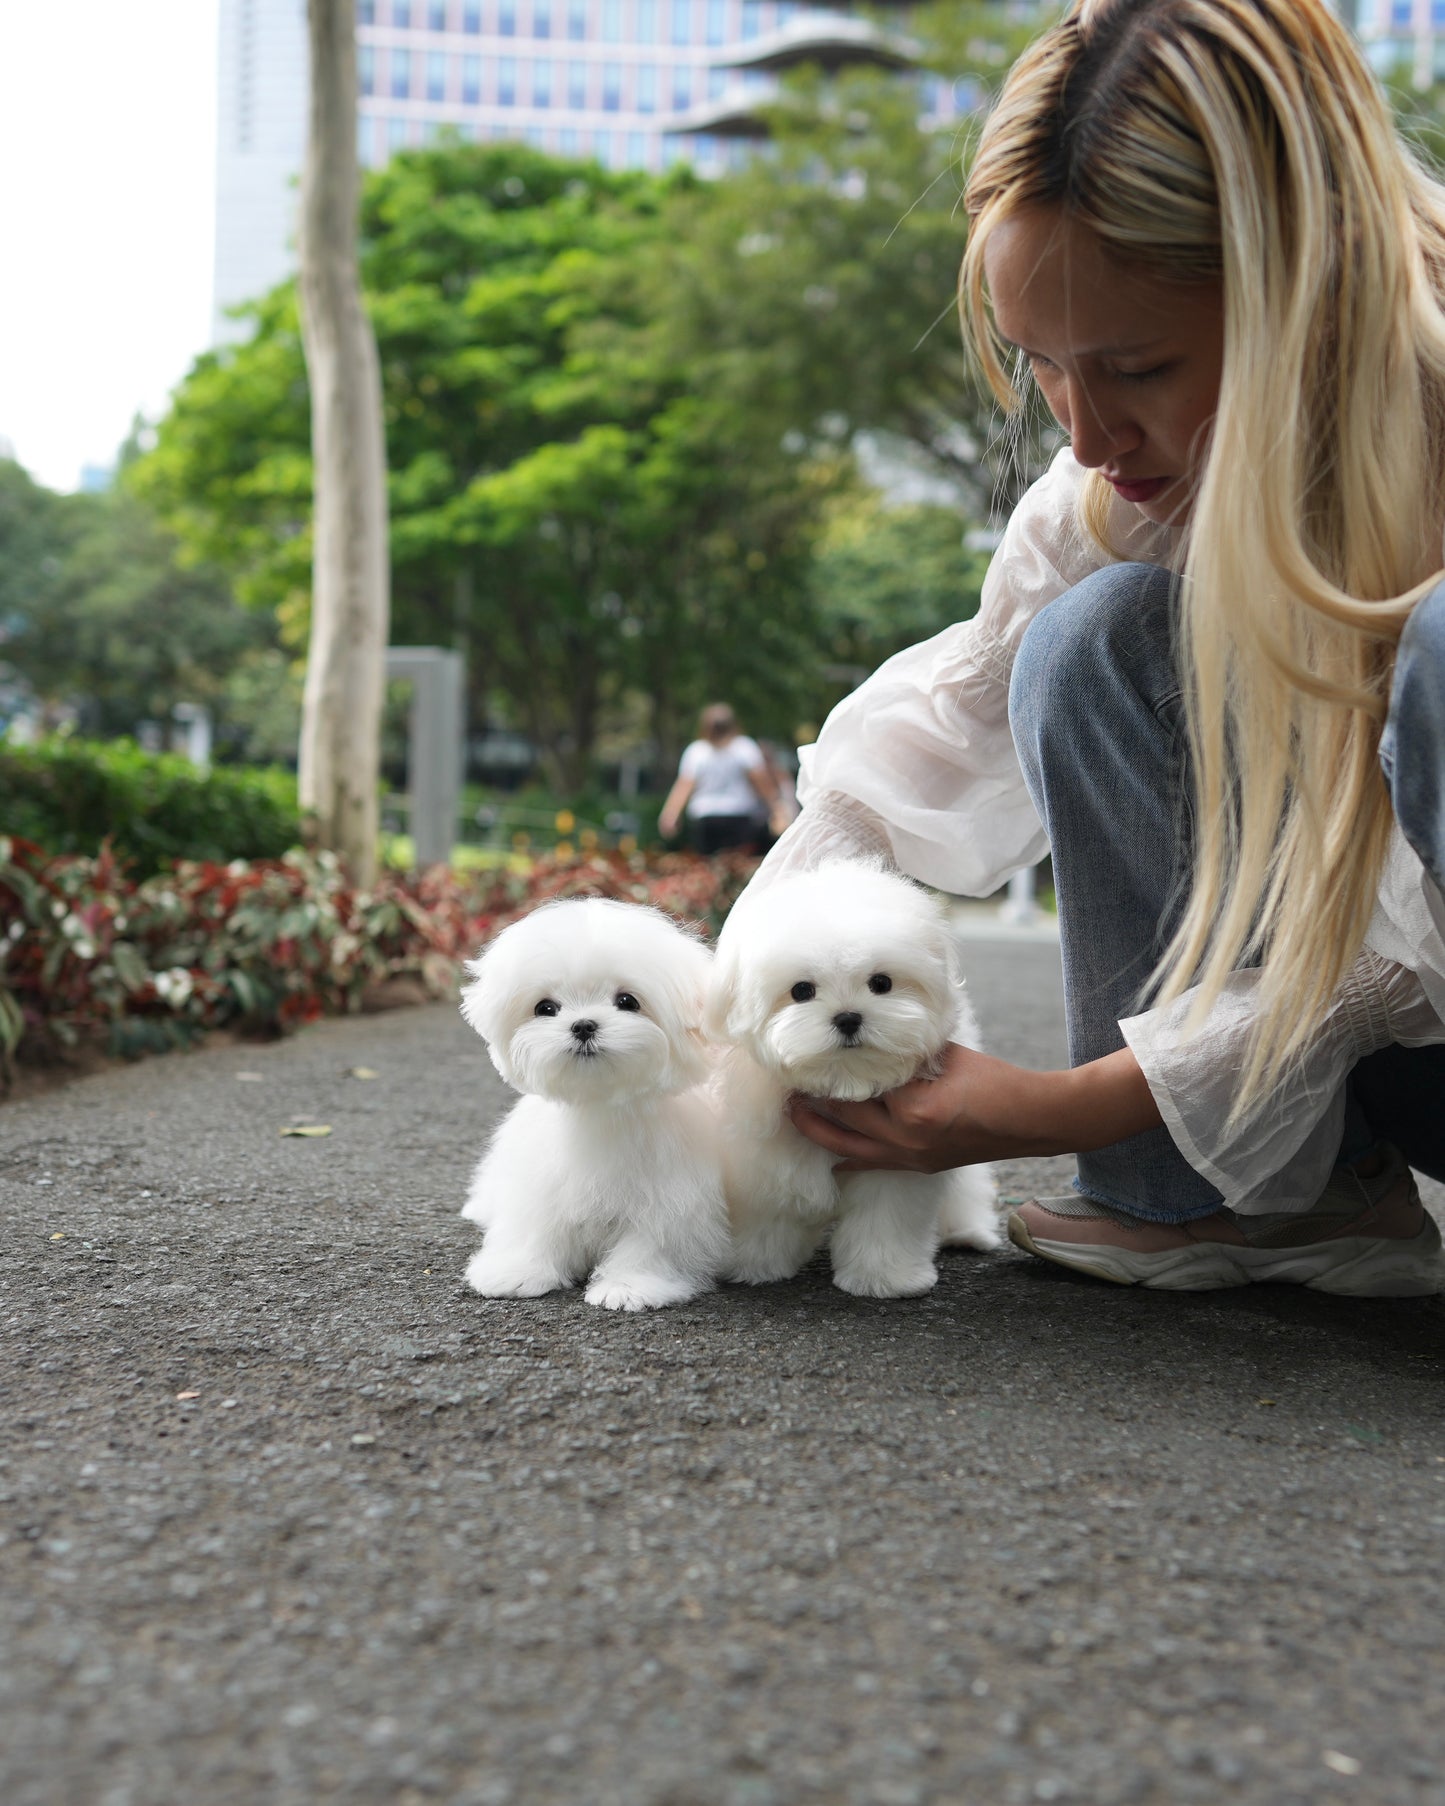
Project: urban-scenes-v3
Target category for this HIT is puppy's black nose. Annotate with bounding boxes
[833,1011,863,1038]
[570,1019,598,1043]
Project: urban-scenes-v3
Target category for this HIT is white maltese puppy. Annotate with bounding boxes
[708,859,1001,1297]
[459,898,728,1311]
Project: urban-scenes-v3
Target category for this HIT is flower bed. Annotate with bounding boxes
[0,837,759,1079]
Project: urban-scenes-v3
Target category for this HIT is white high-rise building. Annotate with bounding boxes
[1354,0,1445,86]
[212,0,962,341]
[213,0,309,343]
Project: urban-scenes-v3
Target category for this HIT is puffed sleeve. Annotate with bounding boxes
[779,448,1173,895]
[1119,832,1445,1213]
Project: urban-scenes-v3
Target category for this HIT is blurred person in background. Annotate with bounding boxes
[658,704,790,854]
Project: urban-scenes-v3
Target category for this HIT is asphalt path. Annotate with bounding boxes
[3,930,1444,1806]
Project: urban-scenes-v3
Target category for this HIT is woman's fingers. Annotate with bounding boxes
[787,1098,899,1166]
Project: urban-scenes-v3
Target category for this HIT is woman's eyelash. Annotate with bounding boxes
[1023,352,1173,384]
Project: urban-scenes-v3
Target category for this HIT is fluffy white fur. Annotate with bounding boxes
[459,898,728,1311]
[708,859,1001,1298]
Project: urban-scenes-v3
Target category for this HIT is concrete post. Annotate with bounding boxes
[172,703,213,772]
[385,647,465,869]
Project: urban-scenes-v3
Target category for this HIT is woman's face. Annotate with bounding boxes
[983,205,1225,528]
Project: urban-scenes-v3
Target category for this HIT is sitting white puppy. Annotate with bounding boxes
[709,859,1001,1297]
[459,898,728,1312]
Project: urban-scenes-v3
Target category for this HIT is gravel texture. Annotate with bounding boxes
[3,936,1444,1806]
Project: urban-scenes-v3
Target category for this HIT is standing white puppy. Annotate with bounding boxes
[709,860,1001,1297]
[459,898,728,1311]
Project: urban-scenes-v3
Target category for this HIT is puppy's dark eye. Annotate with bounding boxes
[867,973,893,995]
[790,981,816,1003]
[613,991,641,1012]
[534,999,560,1017]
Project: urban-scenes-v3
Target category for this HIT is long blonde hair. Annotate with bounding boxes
[960,0,1445,1111]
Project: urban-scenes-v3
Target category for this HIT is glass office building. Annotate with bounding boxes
[352,0,961,176]
[214,0,972,341]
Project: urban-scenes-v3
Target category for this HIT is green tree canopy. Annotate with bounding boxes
[0,458,272,750]
[133,144,833,786]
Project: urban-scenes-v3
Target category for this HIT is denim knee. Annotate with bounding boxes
[1383,579,1445,890]
[1009,561,1178,791]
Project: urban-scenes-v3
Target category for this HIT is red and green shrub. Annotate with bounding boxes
[0,837,758,1074]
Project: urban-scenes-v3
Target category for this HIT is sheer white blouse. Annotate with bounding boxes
[753,447,1445,1215]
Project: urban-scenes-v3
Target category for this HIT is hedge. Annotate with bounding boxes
[0,738,300,876]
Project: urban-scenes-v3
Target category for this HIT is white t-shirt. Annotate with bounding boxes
[749,446,1445,1217]
[679,734,765,818]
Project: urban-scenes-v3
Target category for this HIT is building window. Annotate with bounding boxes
[535,0,552,34]
[602,61,622,109]
[429,2,448,28]
[636,62,656,111]
[498,54,517,101]
[463,2,481,29]
[706,66,724,99]
[636,0,657,38]
[393,0,412,25]
[671,64,691,108]
[526,125,546,145]
[741,0,759,38]
[706,0,724,46]
[775,0,794,23]
[602,0,622,39]
[359,45,376,95]
[561,126,580,153]
[499,0,517,33]
[391,49,412,96]
[568,0,587,36]
[626,130,646,166]
[670,0,689,45]
[567,60,587,105]
[462,53,481,101]
[427,49,446,98]
[1389,0,1410,22]
[357,113,374,162]
[388,115,410,150]
[359,0,376,22]
[533,59,552,103]
[593,129,613,164]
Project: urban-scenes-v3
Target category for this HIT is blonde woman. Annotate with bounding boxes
[747,0,1445,1293]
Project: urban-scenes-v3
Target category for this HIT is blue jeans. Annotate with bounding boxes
[1008,563,1445,1221]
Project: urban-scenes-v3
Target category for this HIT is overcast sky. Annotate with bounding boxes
[0,1,220,492]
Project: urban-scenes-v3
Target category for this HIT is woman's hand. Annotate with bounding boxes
[787,1042,1163,1173]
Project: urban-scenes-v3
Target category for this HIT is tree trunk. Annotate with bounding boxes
[297,0,390,887]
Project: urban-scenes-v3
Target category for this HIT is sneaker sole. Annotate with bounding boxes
[1006,1211,1445,1296]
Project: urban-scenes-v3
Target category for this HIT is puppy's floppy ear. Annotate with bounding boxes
[458,944,519,1087]
[703,930,744,1044]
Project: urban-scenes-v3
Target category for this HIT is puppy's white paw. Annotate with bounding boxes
[722,1253,810,1284]
[584,1270,701,1312]
[831,1260,938,1299]
[937,1174,1003,1251]
[464,1249,572,1298]
[937,1213,1003,1252]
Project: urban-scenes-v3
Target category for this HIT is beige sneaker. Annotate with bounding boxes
[1007,1145,1445,1295]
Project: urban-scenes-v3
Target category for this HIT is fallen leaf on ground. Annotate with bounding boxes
[235,1072,264,1082]
[175,1391,201,1401]
[345,1066,379,1080]
[280,1124,332,1138]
